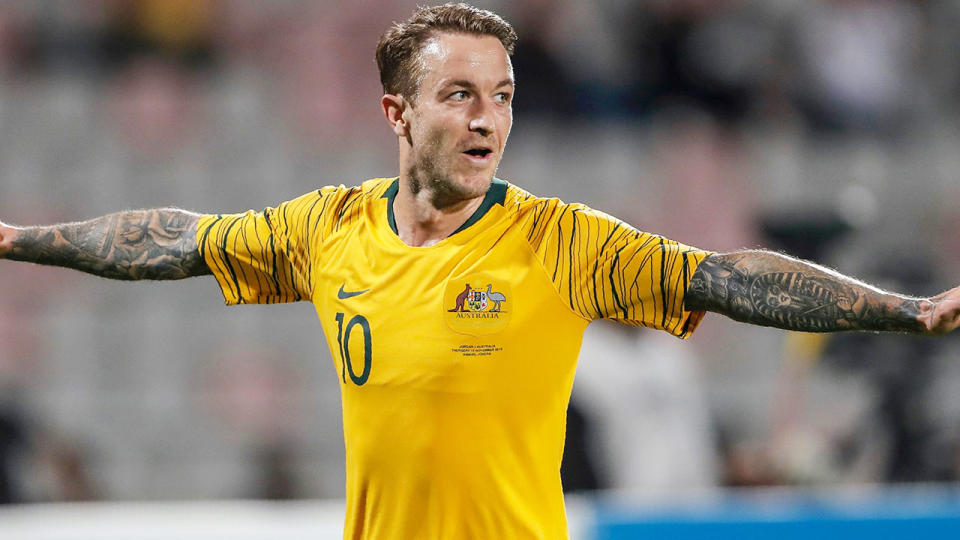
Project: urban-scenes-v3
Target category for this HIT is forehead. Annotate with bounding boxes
[418,32,513,88]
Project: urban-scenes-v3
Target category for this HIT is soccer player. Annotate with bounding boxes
[0,3,958,539]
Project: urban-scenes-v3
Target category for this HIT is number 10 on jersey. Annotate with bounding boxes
[335,312,372,385]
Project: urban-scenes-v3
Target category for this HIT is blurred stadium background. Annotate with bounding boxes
[2,0,960,538]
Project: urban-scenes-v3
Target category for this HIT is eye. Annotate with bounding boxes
[494,92,511,104]
[449,90,469,101]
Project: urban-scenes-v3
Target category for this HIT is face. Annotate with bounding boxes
[399,33,514,206]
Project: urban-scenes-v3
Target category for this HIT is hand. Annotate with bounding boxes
[920,286,960,335]
[0,221,18,259]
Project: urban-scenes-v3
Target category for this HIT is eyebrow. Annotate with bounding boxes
[443,78,515,90]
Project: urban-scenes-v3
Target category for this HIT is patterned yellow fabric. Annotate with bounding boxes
[197,178,711,539]
[510,189,709,336]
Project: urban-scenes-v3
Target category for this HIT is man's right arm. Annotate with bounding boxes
[0,209,211,280]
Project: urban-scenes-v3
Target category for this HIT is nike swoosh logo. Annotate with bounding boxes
[337,285,369,299]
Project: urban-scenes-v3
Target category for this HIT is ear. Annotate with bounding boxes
[381,94,410,137]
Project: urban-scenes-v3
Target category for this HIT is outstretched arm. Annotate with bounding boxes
[684,250,960,335]
[0,209,211,280]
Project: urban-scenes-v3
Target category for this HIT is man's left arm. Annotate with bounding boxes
[684,250,960,335]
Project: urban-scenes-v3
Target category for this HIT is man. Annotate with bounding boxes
[0,3,958,539]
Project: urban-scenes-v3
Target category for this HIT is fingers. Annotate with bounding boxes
[0,223,15,258]
[946,291,960,333]
[930,287,960,334]
[936,309,960,334]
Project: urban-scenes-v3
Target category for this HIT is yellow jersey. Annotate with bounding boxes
[196,178,711,539]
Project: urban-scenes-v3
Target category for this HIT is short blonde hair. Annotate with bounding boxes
[375,3,517,102]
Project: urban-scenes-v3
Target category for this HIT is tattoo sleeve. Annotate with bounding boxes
[684,250,930,333]
[7,209,211,280]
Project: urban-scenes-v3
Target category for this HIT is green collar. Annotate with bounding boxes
[382,178,508,236]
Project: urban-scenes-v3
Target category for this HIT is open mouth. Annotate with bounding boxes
[463,148,492,159]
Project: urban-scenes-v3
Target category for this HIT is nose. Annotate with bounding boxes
[468,99,493,137]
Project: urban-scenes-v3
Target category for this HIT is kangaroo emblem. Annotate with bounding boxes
[448,284,472,312]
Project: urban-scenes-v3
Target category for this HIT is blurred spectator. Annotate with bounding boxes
[100,0,218,71]
[508,1,577,119]
[41,438,97,502]
[0,399,28,503]
[825,255,950,482]
[255,443,300,500]
[643,107,757,252]
[789,0,921,135]
[0,3,35,75]
[574,321,716,494]
[560,399,602,493]
[717,432,781,488]
[626,0,778,124]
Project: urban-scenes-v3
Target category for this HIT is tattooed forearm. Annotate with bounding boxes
[684,250,931,333]
[6,209,211,280]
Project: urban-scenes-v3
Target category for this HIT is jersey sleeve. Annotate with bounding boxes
[195,187,346,305]
[522,199,713,338]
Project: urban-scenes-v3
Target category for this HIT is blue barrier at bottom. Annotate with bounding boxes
[592,487,960,540]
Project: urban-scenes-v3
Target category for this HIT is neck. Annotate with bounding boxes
[392,178,485,247]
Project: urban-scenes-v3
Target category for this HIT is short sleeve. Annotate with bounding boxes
[522,200,713,338]
[196,189,337,305]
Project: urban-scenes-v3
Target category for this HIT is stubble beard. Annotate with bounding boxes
[407,126,494,210]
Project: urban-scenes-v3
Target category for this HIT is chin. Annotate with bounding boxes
[457,174,494,198]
